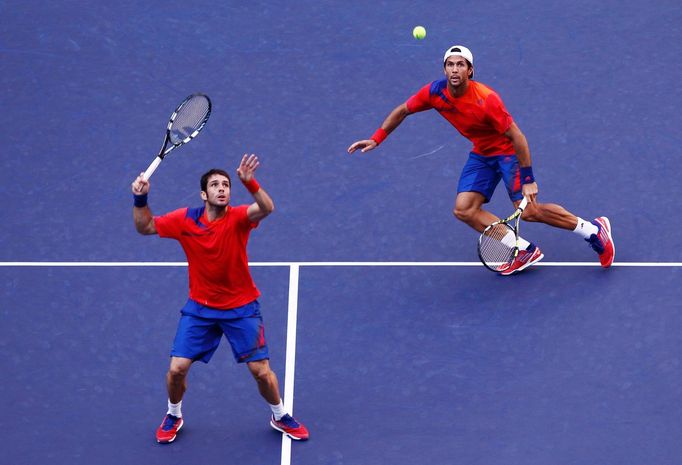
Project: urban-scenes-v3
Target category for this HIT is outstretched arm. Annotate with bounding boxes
[347,103,410,154]
[131,173,157,235]
[238,154,275,223]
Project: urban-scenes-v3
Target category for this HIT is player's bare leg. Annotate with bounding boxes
[167,356,192,403]
[453,191,500,233]
[249,359,310,440]
[456,191,543,274]
[156,356,192,443]
[516,200,578,230]
[247,359,281,405]
[516,199,614,267]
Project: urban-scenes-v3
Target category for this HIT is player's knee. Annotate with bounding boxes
[453,205,474,223]
[168,364,189,381]
[249,361,273,382]
[253,369,271,384]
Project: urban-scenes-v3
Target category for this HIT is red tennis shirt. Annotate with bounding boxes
[154,205,260,310]
[406,79,515,156]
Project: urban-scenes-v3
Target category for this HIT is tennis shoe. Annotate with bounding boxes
[498,245,544,276]
[587,217,615,267]
[270,414,309,441]
[156,414,183,444]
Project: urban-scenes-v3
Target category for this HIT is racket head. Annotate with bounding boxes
[477,222,518,272]
[167,93,212,146]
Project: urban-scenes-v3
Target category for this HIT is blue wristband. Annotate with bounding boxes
[133,193,148,208]
[520,166,535,184]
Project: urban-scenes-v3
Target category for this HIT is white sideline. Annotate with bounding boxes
[280,264,299,465]
[1,261,681,267]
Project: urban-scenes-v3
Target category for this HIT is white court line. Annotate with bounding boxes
[408,143,447,160]
[1,261,681,267]
[280,264,299,465]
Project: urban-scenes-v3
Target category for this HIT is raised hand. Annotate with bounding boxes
[132,173,150,195]
[237,153,260,182]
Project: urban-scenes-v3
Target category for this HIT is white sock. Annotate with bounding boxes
[501,231,531,251]
[167,399,182,418]
[518,236,531,250]
[573,217,598,239]
[270,400,286,420]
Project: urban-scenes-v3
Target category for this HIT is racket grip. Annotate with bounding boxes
[143,157,163,181]
[518,196,529,211]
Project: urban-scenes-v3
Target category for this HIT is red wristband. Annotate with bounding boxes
[243,178,260,194]
[370,128,388,145]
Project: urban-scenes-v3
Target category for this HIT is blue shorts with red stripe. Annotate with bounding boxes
[171,299,269,364]
[457,152,523,203]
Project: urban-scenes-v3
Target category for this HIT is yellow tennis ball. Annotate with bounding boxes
[413,26,426,40]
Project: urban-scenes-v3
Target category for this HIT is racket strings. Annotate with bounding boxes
[170,95,211,144]
[478,223,516,268]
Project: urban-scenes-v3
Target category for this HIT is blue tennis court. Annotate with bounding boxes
[2,1,681,464]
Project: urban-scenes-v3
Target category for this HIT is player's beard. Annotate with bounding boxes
[207,193,230,208]
[449,71,465,86]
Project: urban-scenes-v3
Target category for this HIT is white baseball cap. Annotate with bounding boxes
[443,45,474,77]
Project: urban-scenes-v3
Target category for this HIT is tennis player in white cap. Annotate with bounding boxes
[348,45,614,274]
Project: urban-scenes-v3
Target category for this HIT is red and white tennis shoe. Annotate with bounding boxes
[270,414,309,440]
[156,414,183,443]
[498,245,544,276]
[587,217,615,267]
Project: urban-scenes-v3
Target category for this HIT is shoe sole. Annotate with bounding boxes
[157,420,183,444]
[500,252,544,276]
[270,420,307,441]
[598,217,615,267]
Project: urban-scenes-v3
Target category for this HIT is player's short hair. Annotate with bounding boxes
[201,168,231,192]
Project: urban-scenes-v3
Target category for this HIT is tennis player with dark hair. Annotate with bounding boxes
[347,45,614,274]
[131,154,308,443]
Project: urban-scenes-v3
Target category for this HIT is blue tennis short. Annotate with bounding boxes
[457,152,523,203]
[170,299,269,364]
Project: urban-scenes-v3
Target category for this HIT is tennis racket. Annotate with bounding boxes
[477,196,529,273]
[142,93,212,180]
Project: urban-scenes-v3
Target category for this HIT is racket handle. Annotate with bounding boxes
[143,157,163,181]
[518,196,529,211]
